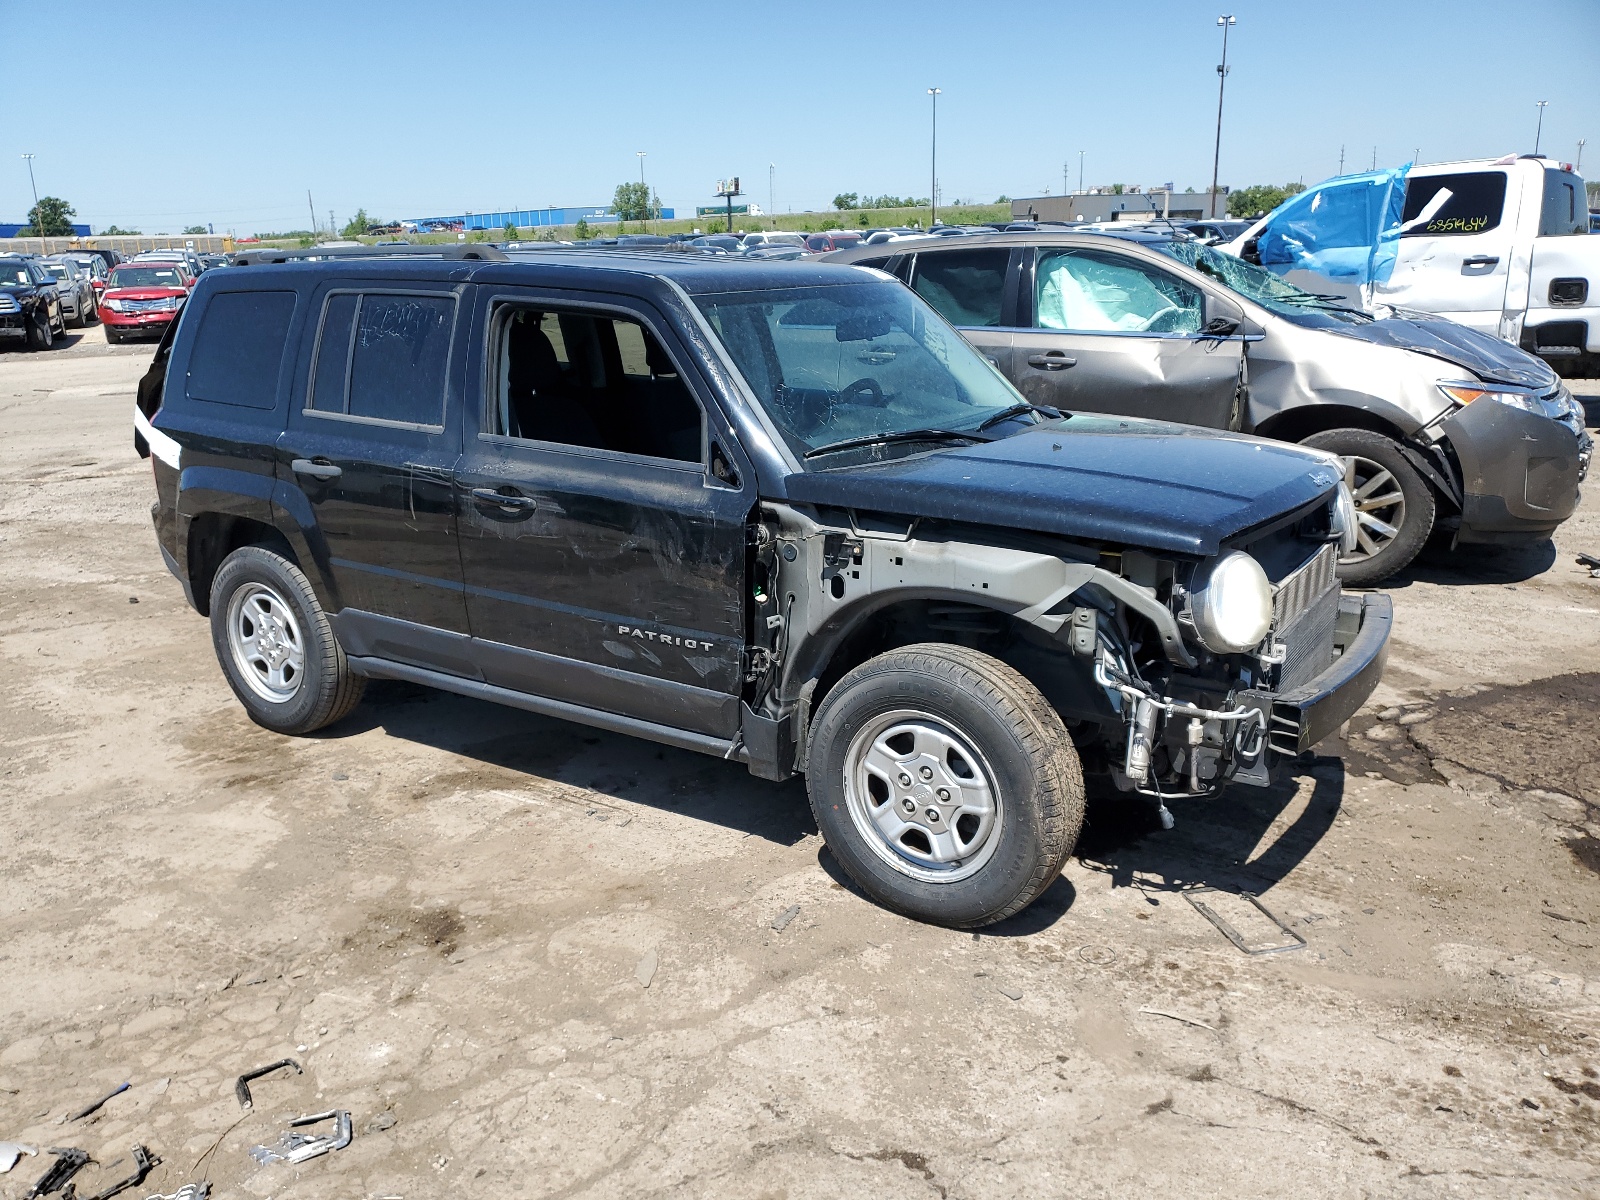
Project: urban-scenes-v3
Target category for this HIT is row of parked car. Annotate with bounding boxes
[0,248,229,349]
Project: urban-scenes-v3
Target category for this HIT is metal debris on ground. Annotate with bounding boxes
[0,1143,38,1173]
[138,1186,209,1200]
[771,905,800,932]
[67,1082,131,1122]
[25,1147,89,1199]
[1577,553,1600,578]
[77,1144,158,1200]
[1138,1006,1217,1031]
[996,985,1023,1001]
[1183,888,1307,955]
[233,1058,302,1109]
[248,1110,353,1166]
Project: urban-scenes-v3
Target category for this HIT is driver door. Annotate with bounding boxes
[1005,245,1245,429]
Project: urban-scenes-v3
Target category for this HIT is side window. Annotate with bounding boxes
[910,248,1009,327]
[185,290,297,409]
[1400,171,1507,237]
[488,303,703,464]
[307,292,455,426]
[1539,173,1586,237]
[1035,249,1203,334]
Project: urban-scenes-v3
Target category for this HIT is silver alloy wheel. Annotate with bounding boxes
[843,708,1004,884]
[1338,454,1407,564]
[226,582,306,702]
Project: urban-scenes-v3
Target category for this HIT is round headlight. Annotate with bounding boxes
[1332,481,1359,555]
[1188,551,1273,654]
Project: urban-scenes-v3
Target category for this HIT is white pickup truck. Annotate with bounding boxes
[1228,155,1597,376]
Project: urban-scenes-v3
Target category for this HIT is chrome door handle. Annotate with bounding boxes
[471,487,536,512]
[1026,353,1077,370]
[1461,255,1499,274]
[291,458,342,480]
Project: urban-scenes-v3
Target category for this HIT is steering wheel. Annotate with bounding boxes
[839,377,887,407]
[1137,303,1182,332]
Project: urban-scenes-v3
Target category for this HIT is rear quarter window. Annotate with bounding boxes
[1401,171,1507,237]
[185,290,298,409]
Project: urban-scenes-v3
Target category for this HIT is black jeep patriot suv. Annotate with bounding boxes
[136,247,1390,927]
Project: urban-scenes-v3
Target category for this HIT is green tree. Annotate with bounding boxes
[1226,181,1306,218]
[182,224,208,235]
[503,221,519,241]
[612,182,660,222]
[1109,184,1124,196]
[832,192,859,210]
[994,195,1010,204]
[22,197,76,236]
[574,218,593,240]
[102,224,141,235]
[341,208,370,238]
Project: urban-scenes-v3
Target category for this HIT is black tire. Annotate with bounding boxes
[209,546,365,735]
[1301,428,1435,587]
[104,326,121,345]
[69,294,88,328]
[805,643,1084,928]
[25,309,53,350]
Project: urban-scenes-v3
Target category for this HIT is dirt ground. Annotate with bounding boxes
[2,326,1598,1199]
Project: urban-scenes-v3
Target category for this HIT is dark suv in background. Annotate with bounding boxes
[135,247,1388,928]
[0,256,67,350]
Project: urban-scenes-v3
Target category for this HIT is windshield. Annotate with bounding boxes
[42,264,70,281]
[695,278,1029,461]
[1151,239,1371,325]
[110,267,185,289]
[0,262,31,286]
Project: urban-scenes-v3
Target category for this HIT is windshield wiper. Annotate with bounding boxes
[976,402,1063,431]
[803,428,981,459]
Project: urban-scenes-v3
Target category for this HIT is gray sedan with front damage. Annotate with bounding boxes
[826,231,1591,585]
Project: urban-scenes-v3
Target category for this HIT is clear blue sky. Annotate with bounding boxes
[13,0,1600,233]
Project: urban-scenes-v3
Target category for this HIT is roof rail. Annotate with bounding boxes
[232,243,509,266]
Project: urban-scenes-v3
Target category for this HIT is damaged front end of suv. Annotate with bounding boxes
[741,452,1386,816]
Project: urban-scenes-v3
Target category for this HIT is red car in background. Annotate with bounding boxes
[100,263,192,344]
[804,231,865,252]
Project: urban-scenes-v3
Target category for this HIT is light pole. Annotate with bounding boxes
[769,163,775,225]
[1578,139,1586,173]
[636,151,648,230]
[1078,150,1085,193]
[21,153,39,233]
[927,87,941,228]
[1208,15,1235,219]
[1534,101,1548,155]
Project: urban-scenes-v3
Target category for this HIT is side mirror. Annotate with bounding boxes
[1201,315,1242,337]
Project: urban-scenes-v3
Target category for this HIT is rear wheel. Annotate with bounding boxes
[1301,428,1435,586]
[209,546,365,735]
[806,643,1084,928]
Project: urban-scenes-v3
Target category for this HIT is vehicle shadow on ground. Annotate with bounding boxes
[1379,537,1557,588]
[1063,755,1346,904]
[331,679,818,847]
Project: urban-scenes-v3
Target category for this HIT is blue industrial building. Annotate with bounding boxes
[0,222,93,237]
[403,206,675,232]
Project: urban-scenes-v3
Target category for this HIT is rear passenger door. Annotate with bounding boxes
[276,281,473,669]
[903,245,1017,370]
[454,287,753,739]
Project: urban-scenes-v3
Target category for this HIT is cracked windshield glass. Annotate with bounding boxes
[695,278,1029,460]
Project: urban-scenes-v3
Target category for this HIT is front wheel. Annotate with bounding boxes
[1301,428,1435,586]
[209,546,365,735]
[805,644,1084,928]
[104,326,121,344]
[26,310,53,350]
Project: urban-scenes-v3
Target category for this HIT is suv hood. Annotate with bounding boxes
[1336,309,1558,390]
[782,417,1341,557]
